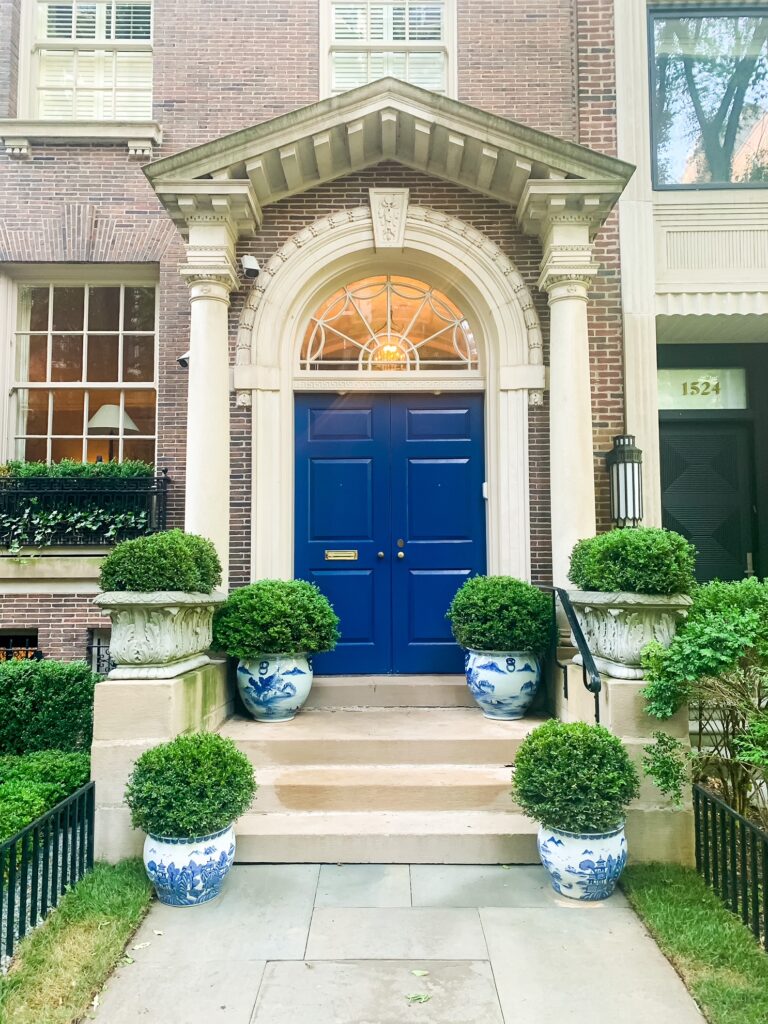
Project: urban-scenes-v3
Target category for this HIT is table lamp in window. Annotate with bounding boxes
[87,404,139,462]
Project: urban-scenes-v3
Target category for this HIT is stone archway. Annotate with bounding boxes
[234,202,546,582]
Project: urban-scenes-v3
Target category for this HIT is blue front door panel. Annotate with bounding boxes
[294,394,486,674]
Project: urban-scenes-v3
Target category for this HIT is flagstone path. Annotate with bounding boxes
[94,863,705,1023]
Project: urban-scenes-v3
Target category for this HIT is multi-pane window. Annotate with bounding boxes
[33,1,153,119]
[328,2,450,94]
[650,8,768,186]
[13,284,157,464]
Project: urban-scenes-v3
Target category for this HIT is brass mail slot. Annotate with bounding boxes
[324,549,359,561]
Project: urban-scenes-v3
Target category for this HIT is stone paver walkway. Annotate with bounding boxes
[95,864,705,1024]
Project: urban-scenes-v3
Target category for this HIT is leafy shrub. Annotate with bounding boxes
[0,750,90,802]
[125,732,256,837]
[568,527,697,596]
[0,503,149,553]
[0,781,60,842]
[0,660,98,754]
[99,529,222,593]
[446,576,552,653]
[0,459,154,478]
[512,720,640,833]
[642,579,768,720]
[642,732,695,806]
[213,580,340,658]
[733,713,768,770]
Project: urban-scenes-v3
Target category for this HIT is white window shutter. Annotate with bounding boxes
[408,51,445,91]
[114,51,153,118]
[38,48,76,117]
[332,51,368,91]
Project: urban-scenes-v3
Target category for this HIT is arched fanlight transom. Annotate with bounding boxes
[301,275,478,371]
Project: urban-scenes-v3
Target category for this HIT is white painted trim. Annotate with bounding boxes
[0,275,17,463]
[237,205,542,584]
[2,263,159,284]
[656,292,768,317]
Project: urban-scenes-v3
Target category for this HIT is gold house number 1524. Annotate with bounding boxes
[682,379,720,396]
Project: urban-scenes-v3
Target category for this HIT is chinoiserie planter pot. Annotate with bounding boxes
[568,591,692,680]
[537,823,628,901]
[143,825,236,907]
[94,591,226,679]
[237,654,313,723]
[464,650,541,720]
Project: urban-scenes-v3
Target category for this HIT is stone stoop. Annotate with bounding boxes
[218,678,544,864]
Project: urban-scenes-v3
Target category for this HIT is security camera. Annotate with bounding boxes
[177,350,191,369]
[241,255,261,279]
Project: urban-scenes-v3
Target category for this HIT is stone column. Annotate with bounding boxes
[539,226,599,588]
[179,220,239,582]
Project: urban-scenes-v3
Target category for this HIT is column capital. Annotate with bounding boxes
[180,262,239,298]
[538,245,600,300]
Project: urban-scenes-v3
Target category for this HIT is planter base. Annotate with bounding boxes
[465,650,541,720]
[108,653,211,680]
[573,652,643,681]
[237,655,313,722]
[537,824,627,901]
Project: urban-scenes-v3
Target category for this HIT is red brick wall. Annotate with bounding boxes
[576,0,625,533]
[0,0,622,605]
[0,594,110,662]
[457,0,577,139]
[0,0,20,119]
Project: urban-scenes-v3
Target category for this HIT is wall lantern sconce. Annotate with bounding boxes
[606,434,643,528]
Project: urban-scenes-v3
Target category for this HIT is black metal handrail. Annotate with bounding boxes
[0,473,168,548]
[0,781,95,963]
[693,782,768,950]
[540,586,602,723]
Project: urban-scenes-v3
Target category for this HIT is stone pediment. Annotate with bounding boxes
[144,78,634,240]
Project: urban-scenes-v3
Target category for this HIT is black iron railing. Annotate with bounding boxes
[541,586,602,723]
[0,782,95,963]
[0,474,168,548]
[0,645,43,663]
[87,638,114,676]
[693,782,768,950]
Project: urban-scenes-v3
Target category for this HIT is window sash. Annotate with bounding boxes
[12,284,157,464]
[33,1,152,120]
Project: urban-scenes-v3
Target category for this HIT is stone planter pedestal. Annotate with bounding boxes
[568,590,692,680]
[94,591,226,679]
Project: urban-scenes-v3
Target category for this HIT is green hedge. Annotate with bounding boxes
[125,733,256,837]
[0,459,154,478]
[0,752,91,843]
[568,527,697,596]
[99,529,222,593]
[0,660,98,755]
[446,575,553,653]
[212,579,340,658]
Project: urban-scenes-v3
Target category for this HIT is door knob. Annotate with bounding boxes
[397,551,405,559]
[377,551,385,559]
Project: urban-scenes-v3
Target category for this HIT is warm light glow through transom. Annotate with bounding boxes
[301,275,478,371]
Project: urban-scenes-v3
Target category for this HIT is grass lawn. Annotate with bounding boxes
[622,864,768,1024]
[0,859,152,1024]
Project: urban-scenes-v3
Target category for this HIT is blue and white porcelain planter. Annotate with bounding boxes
[464,649,541,720]
[537,823,628,901]
[237,654,313,722]
[143,825,236,907]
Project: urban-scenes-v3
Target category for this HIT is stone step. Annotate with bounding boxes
[306,675,474,708]
[221,709,543,767]
[251,763,515,813]
[234,810,539,864]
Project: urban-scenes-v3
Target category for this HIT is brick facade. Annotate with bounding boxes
[0,0,624,660]
[0,593,110,662]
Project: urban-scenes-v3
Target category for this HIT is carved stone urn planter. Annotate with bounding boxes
[568,591,692,680]
[95,591,226,679]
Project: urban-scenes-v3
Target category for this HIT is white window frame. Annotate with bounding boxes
[5,269,159,465]
[16,0,154,121]
[319,0,457,99]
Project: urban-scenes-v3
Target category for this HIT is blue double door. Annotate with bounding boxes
[294,394,487,675]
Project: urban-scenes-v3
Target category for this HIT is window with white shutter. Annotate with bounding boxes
[33,1,152,121]
[326,2,452,96]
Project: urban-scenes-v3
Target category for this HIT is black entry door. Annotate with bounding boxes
[660,421,755,581]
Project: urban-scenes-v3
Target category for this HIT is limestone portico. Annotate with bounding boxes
[144,79,633,590]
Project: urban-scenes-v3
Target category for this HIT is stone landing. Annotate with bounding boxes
[219,677,543,864]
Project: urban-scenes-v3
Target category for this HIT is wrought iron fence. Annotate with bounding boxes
[693,782,768,950]
[0,474,168,548]
[0,782,95,964]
